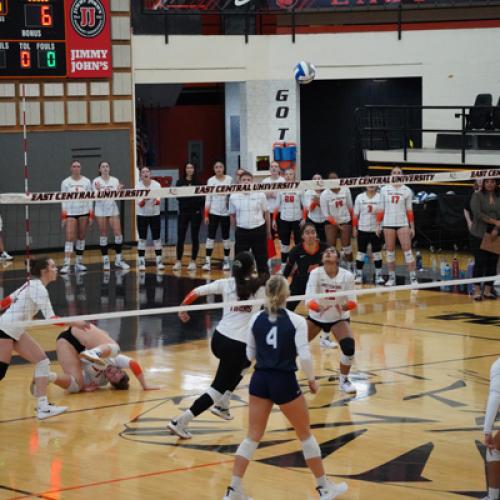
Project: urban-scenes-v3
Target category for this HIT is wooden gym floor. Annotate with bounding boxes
[0,248,498,499]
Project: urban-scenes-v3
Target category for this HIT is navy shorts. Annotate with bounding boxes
[249,369,302,405]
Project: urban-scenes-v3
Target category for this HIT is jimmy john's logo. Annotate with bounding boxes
[70,0,106,38]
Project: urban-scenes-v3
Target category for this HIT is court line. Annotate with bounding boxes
[352,319,500,342]
[6,459,234,500]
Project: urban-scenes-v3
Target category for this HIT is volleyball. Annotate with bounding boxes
[294,61,316,84]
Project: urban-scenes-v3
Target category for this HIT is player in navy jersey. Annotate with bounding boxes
[223,276,348,500]
[283,223,336,349]
[168,252,265,439]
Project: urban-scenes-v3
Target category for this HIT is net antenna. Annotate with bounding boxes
[21,84,31,278]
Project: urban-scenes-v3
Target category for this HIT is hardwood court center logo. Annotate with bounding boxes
[70,0,106,38]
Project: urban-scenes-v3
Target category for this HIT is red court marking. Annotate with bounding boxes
[7,459,235,500]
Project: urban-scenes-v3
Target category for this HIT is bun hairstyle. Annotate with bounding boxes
[265,275,289,315]
[30,257,51,277]
[232,251,261,300]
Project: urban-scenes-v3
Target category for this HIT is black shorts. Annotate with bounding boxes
[57,328,85,353]
[383,225,409,230]
[249,369,302,405]
[208,214,230,241]
[0,329,15,340]
[307,315,350,332]
[67,213,90,220]
[137,215,161,240]
[357,230,382,254]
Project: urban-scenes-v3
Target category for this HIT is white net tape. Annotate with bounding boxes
[10,274,498,328]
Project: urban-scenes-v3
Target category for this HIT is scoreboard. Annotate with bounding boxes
[0,0,67,77]
[0,0,111,79]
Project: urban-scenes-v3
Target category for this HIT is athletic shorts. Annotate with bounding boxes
[307,315,350,332]
[67,213,90,220]
[249,369,302,405]
[0,329,16,340]
[57,328,85,353]
[383,225,409,230]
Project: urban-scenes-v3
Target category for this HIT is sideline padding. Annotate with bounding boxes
[1,168,498,204]
[7,275,498,328]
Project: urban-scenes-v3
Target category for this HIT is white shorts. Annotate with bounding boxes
[94,202,119,217]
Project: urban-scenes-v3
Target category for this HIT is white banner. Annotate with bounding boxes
[1,168,498,205]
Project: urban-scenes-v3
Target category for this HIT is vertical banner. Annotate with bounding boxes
[65,0,112,79]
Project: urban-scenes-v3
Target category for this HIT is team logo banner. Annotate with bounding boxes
[65,0,112,78]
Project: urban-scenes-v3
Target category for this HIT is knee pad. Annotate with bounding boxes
[339,337,355,366]
[223,239,231,250]
[138,239,146,251]
[301,435,321,460]
[206,238,214,249]
[236,437,259,460]
[64,241,74,253]
[486,448,500,462]
[386,250,396,263]
[281,244,290,254]
[34,358,50,378]
[404,250,415,264]
[99,236,108,247]
[343,245,353,255]
[75,240,85,251]
[106,343,120,358]
[154,239,162,251]
[0,361,9,381]
[67,375,81,393]
[373,251,382,262]
[356,251,366,263]
[207,386,223,404]
[115,235,123,245]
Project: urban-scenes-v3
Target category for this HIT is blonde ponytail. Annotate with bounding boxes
[265,275,290,315]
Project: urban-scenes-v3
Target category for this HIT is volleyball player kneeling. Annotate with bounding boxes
[0,257,89,419]
[305,247,358,394]
[223,276,348,500]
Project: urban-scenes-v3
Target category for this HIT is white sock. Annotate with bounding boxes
[37,395,48,407]
[320,331,329,339]
[389,271,396,280]
[339,374,348,383]
[177,409,194,426]
[489,488,500,500]
[218,390,232,410]
[315,475,328,488]
[63,257,70,266]
[230,476,243,491]
[410,271,416,280]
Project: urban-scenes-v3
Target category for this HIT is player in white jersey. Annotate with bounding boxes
[230,171,271,277]
[320,172,354,271]
[303,173,327,243]
[305,247,358,394]
[376,166,416,286]
[223,276,348,500]
[168,252,265,439]
[353,185,384,285]
[483,358,500,500]
[273,168,304,270]
[262,161,285,264]
[92,161,129,271]
[60,161,93,274]
[135,167,164,271]
[49,323,158,393]
[0,257,88,419]
[203,161,233,271]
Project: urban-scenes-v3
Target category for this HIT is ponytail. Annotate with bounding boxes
[232,251,262,300]
[265,275,289,315]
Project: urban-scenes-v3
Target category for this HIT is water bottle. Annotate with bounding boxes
[443,262,452,291]
[416,251,423,271]
[451,257,460,279]
[466,259,474,295]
